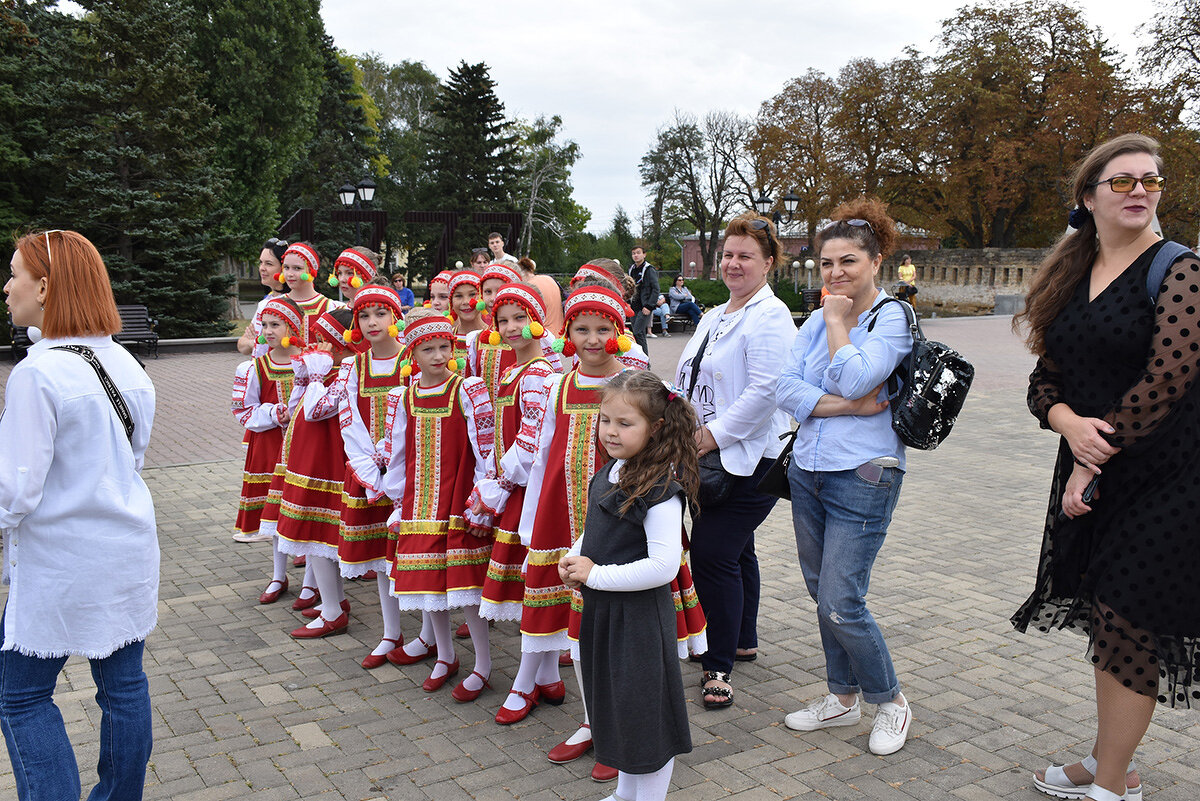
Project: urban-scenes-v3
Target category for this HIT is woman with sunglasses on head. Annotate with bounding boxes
[238,237,289,356]
[672,213,795,710]
[1012,133,1199,801]
[775,198,915,756]
[0,230,158,801]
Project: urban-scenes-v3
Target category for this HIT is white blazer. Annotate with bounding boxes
[673,283,796,476]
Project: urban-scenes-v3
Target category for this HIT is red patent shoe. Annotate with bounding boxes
[591,762,618,782]
[292,555,306,567]
[290,612,349,639]
[258,578,288,604]
[455,621,471,638]
[422,658,460,692]
[547,725,593,764]
[495,688,540,725]
[301,598,350,619]
[361,569,377,580]
[386,636,437,666]
[450,670,492,702]
[361,637,401,670]
[291,586,320,611]
[558,652,573,667]
[535,680,566,706]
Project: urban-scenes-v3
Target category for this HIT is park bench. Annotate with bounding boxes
[115,304,159,358]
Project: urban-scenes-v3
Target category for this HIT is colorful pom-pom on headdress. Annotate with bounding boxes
[480,263,523,287]
[261,297,306,348]
[334,249,378,286]
[283,243,320,279]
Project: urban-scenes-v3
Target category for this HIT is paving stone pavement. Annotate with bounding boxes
[0,318,1197,800]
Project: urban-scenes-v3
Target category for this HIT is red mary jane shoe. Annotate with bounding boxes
[591,762,618,782]
[535,680,566,706]
[290,612,349,639]
[258,578,288,604]
[495,688,540,725]
[386,636,437,666]
[301,598,350,619]
[291,586,320,611]
[361,637,400,670]
[450,670,492,702]
[558,652,573,667]
[547,725,593,764]
[422,659,460,692]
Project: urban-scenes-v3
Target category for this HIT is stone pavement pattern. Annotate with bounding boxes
[0,319,1197,800]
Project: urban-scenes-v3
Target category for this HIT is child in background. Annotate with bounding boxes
[567,260,649,371]
[371,311,496,696]
[330,247,379,303]
[231,298,303,600]
[469,284,558,624]
[449,271,486,367]
[493,282,632,728]
[559,370,700,801]
[280,308,357,638]
[427,270,453,312]
[337,284,409,668]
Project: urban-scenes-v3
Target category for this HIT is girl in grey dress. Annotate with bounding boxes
[560,371,700,801]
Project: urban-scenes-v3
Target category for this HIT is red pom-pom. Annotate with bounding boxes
[563,341,576,357]
[273,272,283,283]
[351,329,364,343]
[604,338,619,354]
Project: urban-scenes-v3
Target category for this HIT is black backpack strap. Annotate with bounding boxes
[1146,241,1194,302]
[51,345,135,442]
[866,297,921,401]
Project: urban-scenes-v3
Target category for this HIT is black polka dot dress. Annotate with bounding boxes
[1013,241,1200,708]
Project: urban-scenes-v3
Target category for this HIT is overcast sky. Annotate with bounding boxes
[323,1,1157,235]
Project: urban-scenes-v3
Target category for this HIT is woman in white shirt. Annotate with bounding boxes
[0,230,158,801]
[673,214,796,709]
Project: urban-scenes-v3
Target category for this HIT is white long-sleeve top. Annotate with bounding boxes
[296,350,347,421]
[337,353,400,493]
[566,460,683,592]
[0,337,158,659]
[231,355,297,431]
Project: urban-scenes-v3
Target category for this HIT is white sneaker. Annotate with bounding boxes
[648,332,658,338]
[868,699,912,755]
[232,532,272,543]
[784,693,861,731]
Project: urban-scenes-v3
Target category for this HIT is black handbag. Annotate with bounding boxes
[687,330,734,504]
[755,429,800,500]
[867,298,974,450]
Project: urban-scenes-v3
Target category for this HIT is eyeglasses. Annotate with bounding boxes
[1087,175,1166,193]
[42,229,65,271]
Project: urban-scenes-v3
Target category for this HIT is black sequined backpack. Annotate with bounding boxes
[867,298,974,450]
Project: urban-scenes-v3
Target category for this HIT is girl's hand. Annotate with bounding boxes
[695,425,718,457]
[466,524,491,539]
[1061,463,1100,519]
[1049,406,1119,470]
[559,555,593,588]
[315,341,334,353]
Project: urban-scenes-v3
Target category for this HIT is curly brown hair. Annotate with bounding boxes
[599,371,700,516]
[815,196,898,260]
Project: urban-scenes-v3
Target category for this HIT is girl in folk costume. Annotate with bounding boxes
[231,298,302,601]
[279,242,343,337]
[329,246,379,303]
[448,270,486,365]
[566,260,650,371]
[364,312,497,696]
[492,282,633,726]
[337,284,410,668]
[467,284,558,624]
[276,308,358,639]
[427,270,453,312]
[559,371,701,801]
[466,263,564,398]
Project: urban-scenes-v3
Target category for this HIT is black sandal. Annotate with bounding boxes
[701,670,733,709]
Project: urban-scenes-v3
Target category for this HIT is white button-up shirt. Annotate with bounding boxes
[0,337,158,659]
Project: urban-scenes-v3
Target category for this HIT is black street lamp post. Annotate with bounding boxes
[338,178,377,246]
[752,189,800,287]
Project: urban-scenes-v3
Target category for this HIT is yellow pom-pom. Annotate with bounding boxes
[342,330,353,344]
[616,334,633,353]
[448,357,460,372]
[350,276,362,288]
[529,322,544,338]
[281,336,291,348]
[488,331,501,346]
[400,363,413,378]
[423,301,431,308]
[387,324,399,339]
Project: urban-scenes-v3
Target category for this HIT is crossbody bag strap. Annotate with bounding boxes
[686,330,712,403]
[51,345,134,442]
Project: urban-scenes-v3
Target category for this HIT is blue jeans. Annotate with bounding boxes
[0,615,152,801]
[788,461,903,704]
[674,301,702,325]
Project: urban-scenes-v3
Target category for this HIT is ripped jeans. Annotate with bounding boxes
[788,461,903,704]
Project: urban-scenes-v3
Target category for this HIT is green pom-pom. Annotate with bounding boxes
[475,299,487,311]
[396,319,406,331]
[551,339,565,353]
[327,275,339,288]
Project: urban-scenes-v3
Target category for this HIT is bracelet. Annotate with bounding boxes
[1073,455,1088,468]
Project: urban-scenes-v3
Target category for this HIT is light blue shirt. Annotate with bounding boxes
[776,288,912,472]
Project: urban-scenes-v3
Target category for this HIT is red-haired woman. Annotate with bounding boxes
[0,230,158,800]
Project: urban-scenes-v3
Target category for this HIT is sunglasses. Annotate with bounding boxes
[749,218,778,256]
[1087,175,1166,193]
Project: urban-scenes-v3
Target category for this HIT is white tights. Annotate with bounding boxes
[613,758,674,801]
[502,650,559,711]
[369,573,403,656]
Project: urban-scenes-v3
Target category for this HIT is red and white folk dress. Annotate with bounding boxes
[473,357,557,621]
[376,374,495,609]
[337,350,403,577]
[232,355,295,537]
[273,350,348,561]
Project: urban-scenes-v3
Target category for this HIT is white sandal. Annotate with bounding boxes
[1084,784,1124,801]
[1035,755,1142,801]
